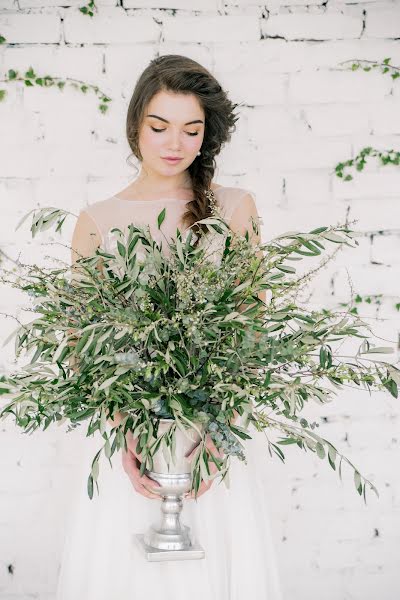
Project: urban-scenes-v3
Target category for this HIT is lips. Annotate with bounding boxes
[162,157,182,162]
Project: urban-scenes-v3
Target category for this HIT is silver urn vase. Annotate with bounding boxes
[134,418,206,562]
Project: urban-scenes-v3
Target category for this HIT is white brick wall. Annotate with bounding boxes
[262,11,364,40]
[0,1,399,599]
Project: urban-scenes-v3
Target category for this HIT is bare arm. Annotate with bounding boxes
[228,192,266,424]
[228,192,266,310]
[69,214,100,374]
[68,210,161,498]
[70,210,127,427]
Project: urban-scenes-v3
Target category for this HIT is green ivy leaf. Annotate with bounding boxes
[25,67,36,79]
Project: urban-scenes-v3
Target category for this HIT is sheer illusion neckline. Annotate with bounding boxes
[112,186,223,204]
[112,195,189,204]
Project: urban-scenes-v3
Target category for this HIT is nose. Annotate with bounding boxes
[167,129,182,150]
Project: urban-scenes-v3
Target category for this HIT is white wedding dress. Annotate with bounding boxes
[55,186,283,600]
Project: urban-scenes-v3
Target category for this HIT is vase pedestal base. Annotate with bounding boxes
[134,533,205,562]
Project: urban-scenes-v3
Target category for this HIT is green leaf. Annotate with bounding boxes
[91,459,99,481]
[360,346,394,354]
[309,226,328,234]
[277,437,299,445]
[25,67,36,79]
[157,207,166,229]
[87,474,94,499]
[276,264,296,274]
[327,448,336,471]
[199,449,210,482]
[230,425,252,440]
[15,209,36,232]
[322,232,347,243]
[117,241,126,258]
[100,408,107,434]
[104,438,112,458]
[354,470,362,494]
[176,237,185,264]
[382,378,398,398]
[98,375,120,391]
[316,442,325,459]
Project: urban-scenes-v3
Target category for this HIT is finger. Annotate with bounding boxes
[131,469,160,499]
[185,442,200,461]
[122,450,162,496]
[136,483,160,500]
[185,479,213,500]
[125,432,143,462]
[122,449,154,481]
[141,482,162,499]
[132,455,162,489]
[139,472,162,490]
[139,482,161,499]
[205,434,223,456]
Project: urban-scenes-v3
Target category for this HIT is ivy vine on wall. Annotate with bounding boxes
[334,56,400,181]
[338,57,400,81]
[332,56,400,318]
[335,147,400,181]
[79,0,97,17]
[0,36,111,113]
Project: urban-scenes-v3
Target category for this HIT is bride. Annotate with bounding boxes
[57,54,283,600]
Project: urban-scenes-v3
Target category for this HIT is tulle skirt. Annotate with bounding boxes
[55,424,283,600]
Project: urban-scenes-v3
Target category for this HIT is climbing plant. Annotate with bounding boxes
[0,66,111,113]
[80,0,97,17]
[338,57,400,81]
[334,147,400,181]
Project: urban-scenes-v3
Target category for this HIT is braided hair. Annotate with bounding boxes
[125,54,240,241]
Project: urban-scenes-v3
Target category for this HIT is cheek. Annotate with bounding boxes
[185,134,203,152]
[140,128,163,152]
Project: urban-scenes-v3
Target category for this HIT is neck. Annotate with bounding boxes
[135,166,192,195]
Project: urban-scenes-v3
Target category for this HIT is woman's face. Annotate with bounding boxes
[138,90,205,178]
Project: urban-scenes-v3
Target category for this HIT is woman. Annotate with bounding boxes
[57,54,283,600]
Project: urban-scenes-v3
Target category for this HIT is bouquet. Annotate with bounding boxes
[0,202,398,503]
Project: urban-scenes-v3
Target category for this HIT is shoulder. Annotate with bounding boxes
[71,195,116,264]
[213,186,260,245]
[82,195,117,222]
[76,195,119,238]
[213,185,257,208]
[214,185,259,229]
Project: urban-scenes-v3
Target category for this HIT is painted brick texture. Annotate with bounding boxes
[0,2,399,598]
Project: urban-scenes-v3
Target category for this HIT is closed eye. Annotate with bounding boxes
[150,126,198,137]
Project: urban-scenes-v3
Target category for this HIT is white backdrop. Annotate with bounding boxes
[0,1,399,599]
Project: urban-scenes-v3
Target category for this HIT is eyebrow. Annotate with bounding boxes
[146,114,204,126]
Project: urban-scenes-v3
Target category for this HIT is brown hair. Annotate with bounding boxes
[126,54,240,239]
